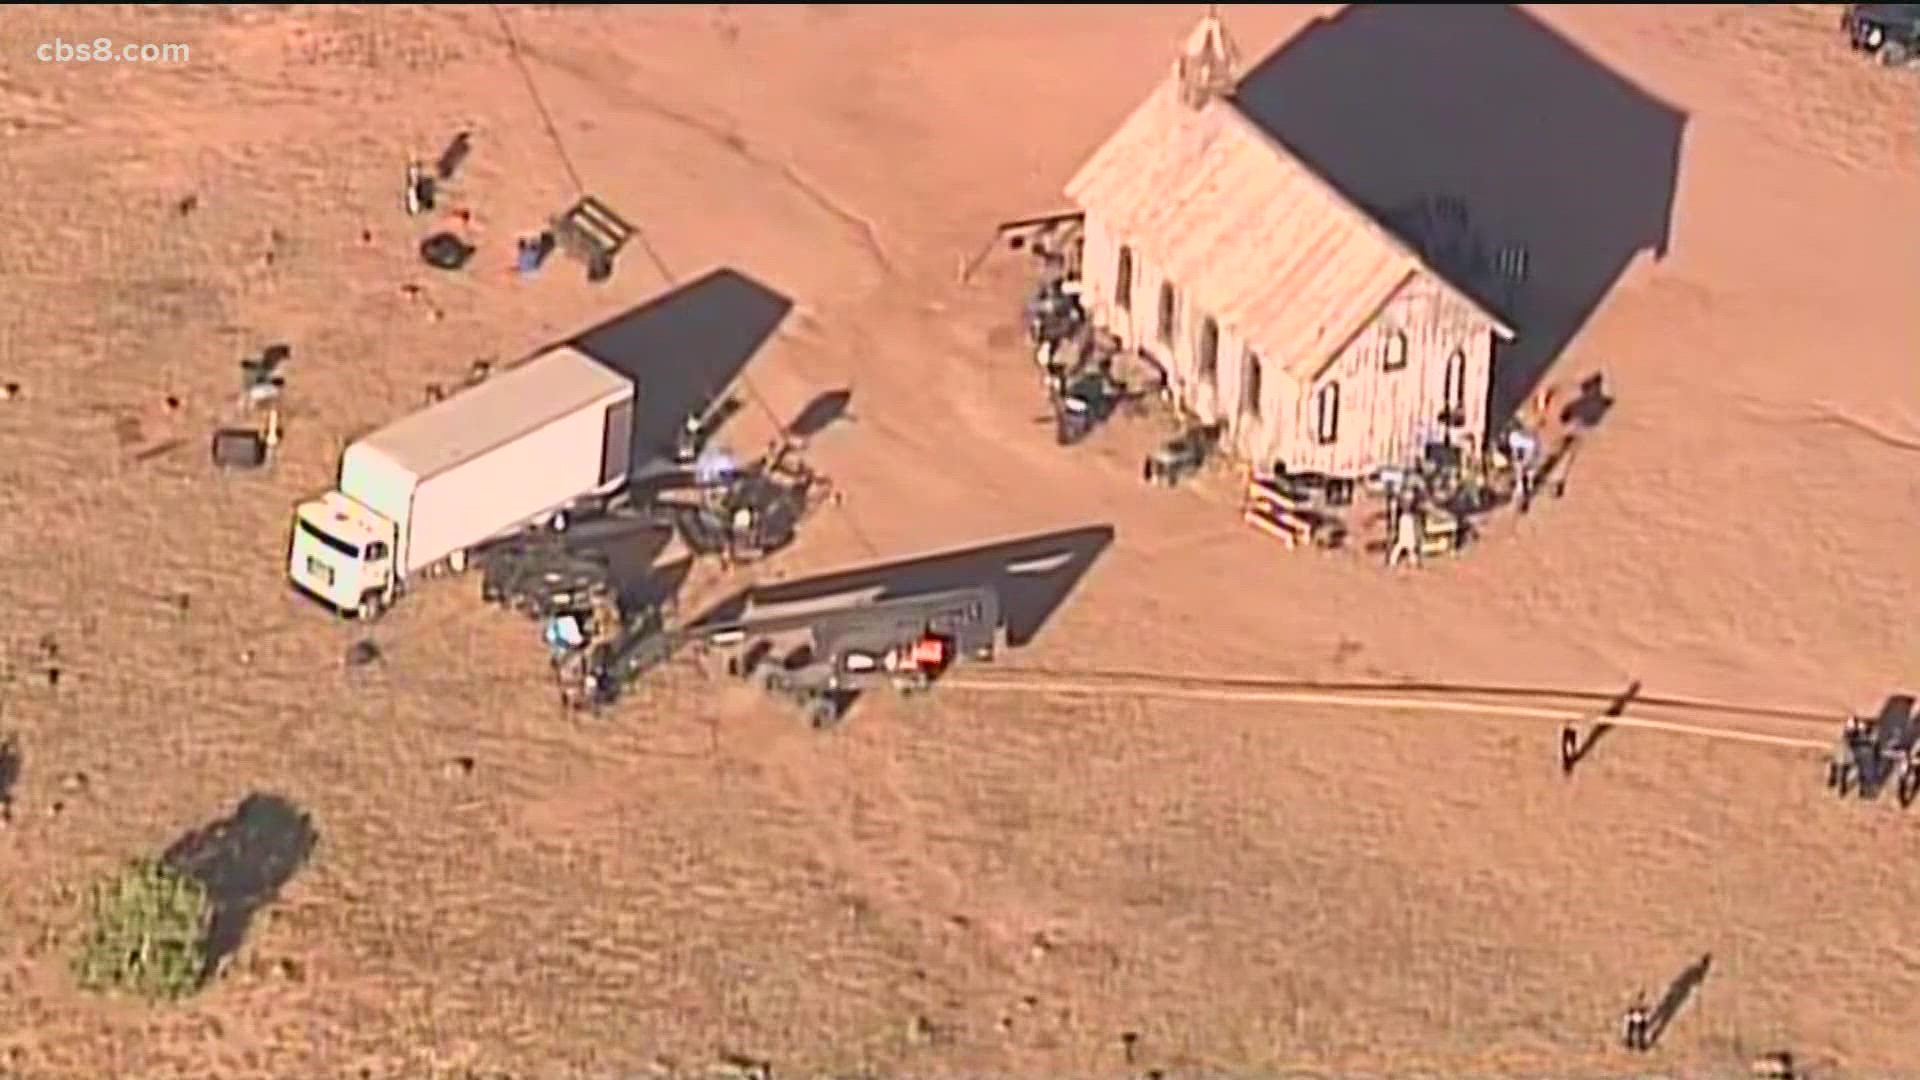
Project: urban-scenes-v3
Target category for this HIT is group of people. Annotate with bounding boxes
[1378,400,1551,571]
[1499,374,1614,514]
[1622,996,1798,1074]
[1828,712,1920,806]
[1025,277,1086,364]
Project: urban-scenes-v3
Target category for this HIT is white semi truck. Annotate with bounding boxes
[288,346,636,619]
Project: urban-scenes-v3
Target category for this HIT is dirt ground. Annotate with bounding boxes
[0,4,1916,1077]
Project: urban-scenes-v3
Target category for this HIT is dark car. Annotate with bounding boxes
[1051,368,1123,447]
[1845,4,1920,64]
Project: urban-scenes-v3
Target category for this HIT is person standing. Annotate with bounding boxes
[1900,745,1920,809]
[1505,424,1541,512]
[1621,995,1652,1052]
[675,412,704,464]
[1844,714,1879,793]
[404,161,427,217]
[1828,740,1853,794]
[1387,504,1421,569]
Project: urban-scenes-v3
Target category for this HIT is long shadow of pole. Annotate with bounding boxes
[1565,679,1639,773]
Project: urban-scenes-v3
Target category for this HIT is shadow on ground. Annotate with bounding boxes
[576,523,679,614]
[1646,952,1712,1048]
[1233,4,1687,420]
[688,524,1115,648]
[1569,679,1640,769]
[163,793,318,976]
[569,266,792,475]
[631,554,695,617]
[0,735,17,811]
[1874,694,1917,743]
[785,387,854,440]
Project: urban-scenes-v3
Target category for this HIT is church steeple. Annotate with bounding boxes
[1175,4,1241,110]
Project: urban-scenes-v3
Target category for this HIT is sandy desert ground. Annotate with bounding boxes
[0,4,1916,1077]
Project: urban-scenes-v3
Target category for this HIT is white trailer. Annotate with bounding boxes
[288,346,635,619]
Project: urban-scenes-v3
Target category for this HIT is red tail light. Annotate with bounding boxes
[910,637,947,668]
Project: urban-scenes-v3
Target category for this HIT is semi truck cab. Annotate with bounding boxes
[288,491,399,619]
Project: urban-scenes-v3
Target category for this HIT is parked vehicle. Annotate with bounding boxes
[287,346,635,619]
[1142,424,1222,487]
[700,585,1001,727]
[1844,4,1920,65]
[1050,366,1125,446]
[572,583,1003,725]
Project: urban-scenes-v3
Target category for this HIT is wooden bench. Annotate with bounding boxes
[548,195,635,283]
[1246,475,1313,513]
[1244,504,1321,549]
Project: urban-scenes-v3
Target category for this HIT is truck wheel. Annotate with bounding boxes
[447,548,468,574]
[805,696,842,729]
[355,592,387,622]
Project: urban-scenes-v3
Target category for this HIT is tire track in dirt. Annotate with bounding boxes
[479,20,895,278]
[1653,6,1919,175]
[1799,402,1920,454]
[637,101,895,278]
[942,676,1835,754]
[1738,395,1920,454]
[961,665,1844,725]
